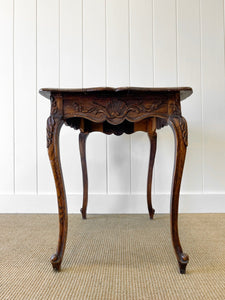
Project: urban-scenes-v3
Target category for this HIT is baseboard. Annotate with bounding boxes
[0,193,225,213]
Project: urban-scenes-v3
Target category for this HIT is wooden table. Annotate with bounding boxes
[39,87,192,274]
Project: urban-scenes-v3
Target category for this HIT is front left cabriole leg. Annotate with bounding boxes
[47,115,68,271]
[168,115,189,274]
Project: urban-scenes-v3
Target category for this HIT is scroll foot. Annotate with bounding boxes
[80,208,86,220]
[51,254,61,271]
[149,208,155,220]
[178,253,189,274]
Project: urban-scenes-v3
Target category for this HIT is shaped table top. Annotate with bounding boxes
[39,87,193,101]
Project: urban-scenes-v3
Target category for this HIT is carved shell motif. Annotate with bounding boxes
[73,99,164,124]
[93,100,129,119]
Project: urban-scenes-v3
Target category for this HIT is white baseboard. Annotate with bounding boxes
[0,193,225,213]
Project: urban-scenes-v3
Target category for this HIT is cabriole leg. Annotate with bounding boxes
[79,132,89,219]
[47,116,68,271]
[168,116,189,274]
[147,132,157,219]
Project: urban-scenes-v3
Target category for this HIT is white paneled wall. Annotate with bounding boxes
[0,0,14,194]
[0,0,225,213]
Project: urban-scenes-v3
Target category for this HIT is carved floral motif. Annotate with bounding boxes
[179,117,188,146]
[170,99,181,116]
[169,116,188,147]
[72,99,164,124]
[47,116,55,148]
[50,97,58,115]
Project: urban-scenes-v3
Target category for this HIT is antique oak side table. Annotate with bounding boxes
[39,87,192,274]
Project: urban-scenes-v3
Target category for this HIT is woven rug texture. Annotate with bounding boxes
[0,214,224,300]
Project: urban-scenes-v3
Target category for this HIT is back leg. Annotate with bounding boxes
[147,132,157,219]
[79,132,89,219]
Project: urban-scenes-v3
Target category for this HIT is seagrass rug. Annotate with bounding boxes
[0,214,224,299]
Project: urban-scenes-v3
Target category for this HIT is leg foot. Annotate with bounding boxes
[147,132,157,219]
[149,208,155,220]
[178,253,189,274]
[80,207,86,219]
[51,254,61,271]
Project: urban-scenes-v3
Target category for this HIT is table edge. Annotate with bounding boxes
[39,86,193,101]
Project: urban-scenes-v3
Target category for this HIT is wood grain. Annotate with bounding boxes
[41,87,191,273]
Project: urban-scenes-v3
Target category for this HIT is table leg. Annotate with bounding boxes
[79,132,89,219]
[47,116,68,271]
[168,116,189,274]
[147,132,157,219]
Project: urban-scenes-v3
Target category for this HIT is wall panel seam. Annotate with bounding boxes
[105,0,107,86]
[199,0,204,193]
[152,0,155,87]
[175,0,178,86]
[105,0,108,194]
[128,0,131,86]
[36,0,38,194]
[224,0,225,88]
[128,0,131,194]
[81,0,84,88]
[59,0,60,88]
[12,0,15,195]
[152,0,156,194]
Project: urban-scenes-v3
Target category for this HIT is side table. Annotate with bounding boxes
[39,87,192,274]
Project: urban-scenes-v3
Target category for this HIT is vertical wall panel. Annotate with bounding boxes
[14,0,36,193]
[60,0,82,89]
[60,0,82,194]
[154,0,177,194]
[107,0,130,193]
[37,0,59,193]
[130,132,150,194]
[106,0,130,86]
[0,0,14,193]
[129,0,153,86]
[83,0,105,87]
[130,0,154,194]
[177,0,202,193]
[153,0,177,86]
[83,0,107,193]
[108,134,131,194]
[201,0,225,192]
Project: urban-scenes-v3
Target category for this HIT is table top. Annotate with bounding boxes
[39,87,193,101]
